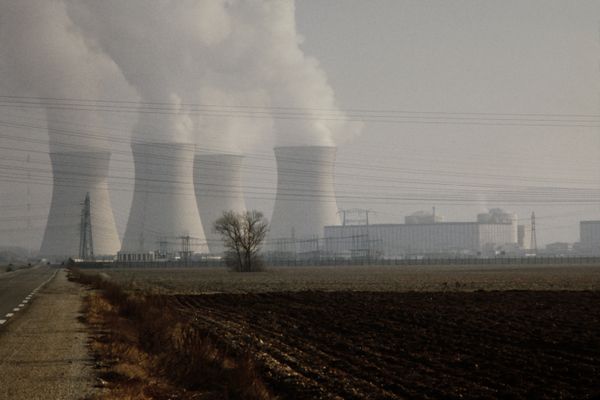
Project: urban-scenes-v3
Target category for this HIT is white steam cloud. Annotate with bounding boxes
[0,0,131,152]
[66,0,358,149]
[1,0,359,151]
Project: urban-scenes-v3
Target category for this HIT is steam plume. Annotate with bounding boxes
[0,0,129,152]
[66,0,359,149]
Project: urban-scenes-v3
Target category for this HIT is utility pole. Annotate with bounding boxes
[366,209,371,262]
[26,153,31,258]
[79,192,94,260]
[530,212,538,253]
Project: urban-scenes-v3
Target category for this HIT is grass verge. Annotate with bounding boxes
[70,268,274,400]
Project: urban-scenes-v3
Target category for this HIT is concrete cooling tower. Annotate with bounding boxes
[194,153,246,254]
[39,149,120,260]
[269,146,340,242]
[121,142,206,254]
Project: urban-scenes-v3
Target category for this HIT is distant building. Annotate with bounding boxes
[544,242,572,255]
[579,221,600,254]
[477,208,517,224]
[405,209,444,224]
[117,252,156,263]
[324,209,519,258]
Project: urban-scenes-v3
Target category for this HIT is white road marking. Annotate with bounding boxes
[0,268,59,329]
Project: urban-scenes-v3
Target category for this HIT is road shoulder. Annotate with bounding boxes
[0,269,97,400]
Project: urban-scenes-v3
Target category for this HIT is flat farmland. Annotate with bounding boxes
[172,291,600,399]
[90,264,600,293]
[82,265,600,398]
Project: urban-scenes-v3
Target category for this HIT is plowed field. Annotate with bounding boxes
[173,291,600,399]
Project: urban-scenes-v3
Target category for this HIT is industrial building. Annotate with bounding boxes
[268,146,340,247]
[193,152,246,254]
[120,142,206,257]
[323,209,520,258]
[39,148,120,260]
[579,221,600,254]
[405,209,444,224]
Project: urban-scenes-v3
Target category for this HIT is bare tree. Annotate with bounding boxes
[213,210,269,272]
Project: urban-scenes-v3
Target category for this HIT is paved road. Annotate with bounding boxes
[0,269,96,399]
[0,265,57,325]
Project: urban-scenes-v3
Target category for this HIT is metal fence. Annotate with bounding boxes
[72,255,600,269]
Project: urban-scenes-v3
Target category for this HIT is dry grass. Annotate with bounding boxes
[71,269,274,400]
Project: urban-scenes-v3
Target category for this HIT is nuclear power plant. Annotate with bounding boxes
[193,153,246,254]
[119,142,206,259]
[37,141,546,263]
[324,209,522,259]
[39,148,120,260]
[268,146,340,251]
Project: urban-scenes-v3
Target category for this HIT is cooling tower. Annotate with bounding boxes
[193,153,246,254]
[121,142,206,254]
[39,149,120,260]
[269,146,340,242]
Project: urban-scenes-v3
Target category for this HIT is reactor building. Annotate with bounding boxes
[193,152,246,254]
[324,209,520,258]
[268,146,340,253]
[39,148,121,260]
[119,142,206,260]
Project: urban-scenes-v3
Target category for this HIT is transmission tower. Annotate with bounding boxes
[177,235,194,262]
[156,236,169,258]
[79,192,94,260]
[530,211,538,253]
[337,208,375,260]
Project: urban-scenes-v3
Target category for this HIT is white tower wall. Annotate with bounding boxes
[194,153,246,254]
[121,142,206,254]
[39,150,120,260]
[269,146,340,242]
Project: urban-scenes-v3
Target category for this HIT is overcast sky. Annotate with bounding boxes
[1,0,599,250]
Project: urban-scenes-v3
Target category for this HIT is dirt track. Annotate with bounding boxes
[175,291,600,399]
[0,269,96,400]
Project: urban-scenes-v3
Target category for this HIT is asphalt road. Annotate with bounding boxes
[0,265,57,325]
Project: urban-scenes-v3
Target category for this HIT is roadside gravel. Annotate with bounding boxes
[0,269,96,400]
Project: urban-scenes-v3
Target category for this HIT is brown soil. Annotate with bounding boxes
[172,291,600,399]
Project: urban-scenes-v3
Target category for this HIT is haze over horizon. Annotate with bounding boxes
[1,0,599,252]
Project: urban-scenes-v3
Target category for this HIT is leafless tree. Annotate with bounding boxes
[213,210,269,272]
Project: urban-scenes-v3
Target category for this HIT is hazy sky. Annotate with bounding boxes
[1,0,599,250]
[292,0,600,244]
